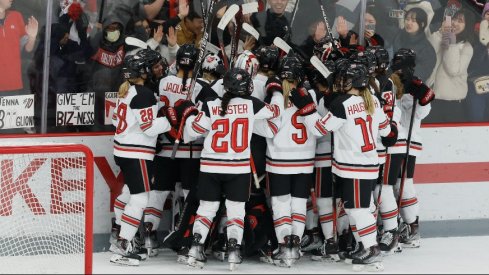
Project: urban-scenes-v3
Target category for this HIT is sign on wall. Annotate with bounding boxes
[56,92,95,126]
[104,92,118,125]
[0,95,35,129]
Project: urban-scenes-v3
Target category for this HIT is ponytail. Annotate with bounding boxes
[181,70,190,92]
[282,79,298,108]
[369,76,380,95]
[359,88,375,115]
[118,77,145,98]
[390,72,404,99]
[220,92,234,117]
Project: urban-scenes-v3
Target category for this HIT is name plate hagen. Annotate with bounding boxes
[0,95,34,129]
[56,92,95,126]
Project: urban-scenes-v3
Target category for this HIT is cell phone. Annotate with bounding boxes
[446,15,452,26]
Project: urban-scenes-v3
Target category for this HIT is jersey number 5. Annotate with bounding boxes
[354,115,375,152]
[211,118,249,153]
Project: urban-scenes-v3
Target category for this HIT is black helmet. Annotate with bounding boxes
[310,59,335,88]
[176,44,199,70]
[327,49,345,62]
[278,54,304,83]
[350,51,377,75]
[342,63,369,90]
[255,46,280,72]
[367,46,389,71]
[223,68,253,97]
[122,55,148,79]
[136,49,168,77]
[391,48,416,71]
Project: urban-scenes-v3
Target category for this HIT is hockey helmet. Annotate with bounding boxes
[136,49,169,78]
[122,55,148,80]
[255,46,280,72]
[176,44,199,70]
[340,63,369,91]
[391,48,416,72]
[278,53,304,83]
[350,51,377,75]
[367,46,390,71]
[234,50,260,78]
[202,53,225,77]
[223,68,253,97]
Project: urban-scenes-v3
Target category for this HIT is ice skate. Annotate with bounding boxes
[343,241,364,264]
[352,245,384,272]
[272,237,294,268]
[212,233,227,262]
[144,222,159,257]
[187,234,206,269]
[399,217,420,248]
[301,228,322,252]
[109,218,121,245]
[227,238,242,271]
[109,238,141,266]
[176,246,189,264]
[259,241,275,265]
[311,238,341,262]
[131,233,148,261]
[289,235,301,260]
[379,229,402,255]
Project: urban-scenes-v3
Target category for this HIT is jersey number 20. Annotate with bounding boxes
[211,118,249,153]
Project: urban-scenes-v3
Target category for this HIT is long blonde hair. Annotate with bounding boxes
[390,73,404,99]
[359,88,375,115]
[282,79,298,108]
[118,78,144,98]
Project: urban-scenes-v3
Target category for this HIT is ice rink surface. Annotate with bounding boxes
[93,236,489,274]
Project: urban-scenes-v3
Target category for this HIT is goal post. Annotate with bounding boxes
[0,143,94,274]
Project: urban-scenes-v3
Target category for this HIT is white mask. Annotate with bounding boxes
[106,30,120,42]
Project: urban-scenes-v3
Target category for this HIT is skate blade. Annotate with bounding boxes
[352,262,384,272]
[146,248,159,257]
[344,258,353,265]
[213,251,227,262]
[229,263,240,271]
[274,258,294,268]
[177,255,189,265]
[311,255,337,263]
[110,254,140,266]
[401,240,420,248]
[259,255,274,265]
[187,257,205,269]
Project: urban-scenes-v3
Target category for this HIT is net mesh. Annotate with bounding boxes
[0,146,91,274]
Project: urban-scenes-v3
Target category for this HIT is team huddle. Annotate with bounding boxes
[108,35,435,272]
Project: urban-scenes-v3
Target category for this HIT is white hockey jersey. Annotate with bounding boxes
[212,78,267,101]
[387,94,431,157]
[315,94,332,168]
[266,88,320,174]
[157,75,216,158]
[184,96,278,174]
[305,93,392,179]
[112,84,172,160]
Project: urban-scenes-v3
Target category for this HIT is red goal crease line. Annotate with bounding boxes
[414,162,489,184]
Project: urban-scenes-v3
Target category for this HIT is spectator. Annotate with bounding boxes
[336,8,385,48]
[176,9,203,47]
[251,0,291,46]
[480,3,489,49]
[392,7,436,82]
[0,0,38,92]
[427,9,474,122]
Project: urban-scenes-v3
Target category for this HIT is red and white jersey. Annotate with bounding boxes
[157,75,215,158]
[266,88,319,174]
[388,94,431,157]
[315,94,332,168]
[306,93,391,179]
[112,84,171,160]
[184,96,277,174]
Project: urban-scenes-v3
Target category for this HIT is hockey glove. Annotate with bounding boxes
[289,88,317,116]
[381,122,398,147]
[383,103,394,120]
[158,106,179,143]
[408,78,435,106]
[323,90,340,110]
[174,100,199,125]
[264,76,283,103]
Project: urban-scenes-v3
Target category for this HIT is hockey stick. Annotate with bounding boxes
[315,0,336,48]
[171,0,218,159]
[125,36,149,49]
[273,37,292,54]
[396,97,417,228]
[242,23,260,41]
[250,156,261,189]
[310,56,332,79]
[98,0,105,23]
[310,188,318,214]
[290,0,300,29]
[229,2,259,67]
[217,4,240,70]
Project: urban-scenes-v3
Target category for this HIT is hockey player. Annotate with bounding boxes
[110,54,174,266]
[181,68,278,270]
[154,44,217,263]
[297,63,399,272]
[137,49,169,94]
[385,48,434,249]
[199,53,224,86]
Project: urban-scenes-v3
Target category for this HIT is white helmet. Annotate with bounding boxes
[234,50,260,78]
[202,53,224,75]
[168,61,178,76]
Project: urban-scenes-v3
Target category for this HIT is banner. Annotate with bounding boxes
[0,95,35,129]
[56,92,95,126]
[104,92,118,125]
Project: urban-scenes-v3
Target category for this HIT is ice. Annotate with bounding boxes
[93,236,489,274]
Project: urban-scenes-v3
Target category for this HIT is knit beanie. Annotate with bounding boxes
[483,3,489,18]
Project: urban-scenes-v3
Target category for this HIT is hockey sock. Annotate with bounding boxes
[337,202,350,235]
[272,194,292,243]
[345,208,377,249]
[374,185,399,231]
[193,200,220,244]
[347,214,361,243]
[218,211,228,234]
[114,185,130,225]
[317,197,334,239]
[144,190,170,229]
[396,178,419,224]
[291,197,307,238]
[225,200,246,244]
[120,192,149,241]
[305,198,319,230]
[369,193,376,218]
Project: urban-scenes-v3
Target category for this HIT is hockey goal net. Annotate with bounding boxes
[0,143,93,274]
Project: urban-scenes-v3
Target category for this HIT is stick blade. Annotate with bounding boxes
[241,2,259,15]
[125,36,148,49]
[310,56,332,79]
[242,23,260,40]
[273,37,291,54]
[218,4,240,30]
